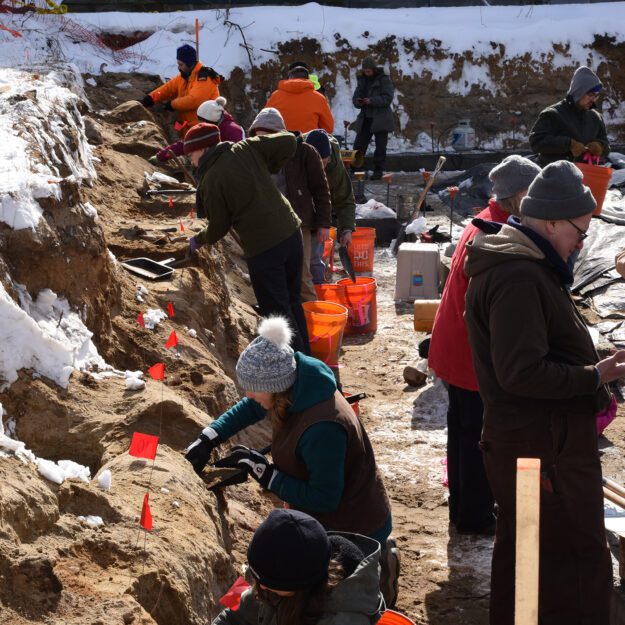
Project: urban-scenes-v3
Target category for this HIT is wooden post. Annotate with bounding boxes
[515,458,541,625]
[195,18,199,59]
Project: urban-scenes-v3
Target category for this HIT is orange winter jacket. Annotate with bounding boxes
[266,79,334,134]
[149,62,221,135]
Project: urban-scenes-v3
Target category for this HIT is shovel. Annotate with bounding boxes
[393,156,447,255]
[339,245,357,283]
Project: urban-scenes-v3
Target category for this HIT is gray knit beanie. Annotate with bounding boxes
[489,155,541,200]
[248,108,286,136]
[362,57,377,70]
[521,160,596,220]
[236,317,297,393]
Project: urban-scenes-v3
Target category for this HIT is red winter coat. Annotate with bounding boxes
[428,199,509,391]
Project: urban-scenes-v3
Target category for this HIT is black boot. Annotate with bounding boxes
[370,169,383,181]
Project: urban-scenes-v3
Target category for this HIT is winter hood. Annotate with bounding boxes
[277,78,315,94]
[567,66,602,102]
[289,352,337,413]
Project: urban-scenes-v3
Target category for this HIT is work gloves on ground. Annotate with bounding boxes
[214,445,277,490]
[570,138,587,158]
[587,141,604,157]
[141,95,154,108]
[185,426,221,475]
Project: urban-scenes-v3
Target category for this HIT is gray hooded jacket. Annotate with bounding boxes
[211,533,384,625]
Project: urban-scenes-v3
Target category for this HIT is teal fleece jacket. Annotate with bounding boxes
[209,354,347,514]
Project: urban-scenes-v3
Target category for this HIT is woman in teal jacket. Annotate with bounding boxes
[185,316,391,545]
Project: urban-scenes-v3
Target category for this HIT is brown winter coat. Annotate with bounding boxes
[464,222,611,431]
[283,134,332,230]
[271,390,391,537]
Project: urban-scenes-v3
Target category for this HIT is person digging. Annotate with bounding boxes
[185,316,399,607]
[183,123,310,355]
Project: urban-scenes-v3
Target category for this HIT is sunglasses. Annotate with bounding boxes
[566,219,588,242]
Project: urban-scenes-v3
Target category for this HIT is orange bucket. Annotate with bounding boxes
[314,283,347,307]
[378,611,416,625]
[348,227,376,273]
[576,161,613,216]
[322,237,335,273]
[329,226,338,241]
[302,301,348,366]
[337,276,377,335]
[343,391,360,417]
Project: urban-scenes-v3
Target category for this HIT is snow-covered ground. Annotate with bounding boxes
[1,3,624,151]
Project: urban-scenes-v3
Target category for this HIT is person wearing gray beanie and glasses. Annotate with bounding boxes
[463,159,625,624]
[184,316,398,606]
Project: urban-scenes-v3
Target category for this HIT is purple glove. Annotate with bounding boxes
[189,236,201,254]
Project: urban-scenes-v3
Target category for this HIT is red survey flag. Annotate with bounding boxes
[179,218,185,232]
[169,196,174,209]
[166,302,175,318]
[140,492,153,532]
[219,577,251,611]
[137,312,145,328]
[129,432,159,460]
[148,362,165,381]
[165,330,178,349]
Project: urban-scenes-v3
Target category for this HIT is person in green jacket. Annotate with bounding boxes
[185,316,398,606]
[184,123,310,354]
[212,509,384,625]
[304,130,356,284]
[529,66,610,166]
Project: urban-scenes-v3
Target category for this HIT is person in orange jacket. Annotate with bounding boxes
[140,44,223,136]
[265,61,334,134]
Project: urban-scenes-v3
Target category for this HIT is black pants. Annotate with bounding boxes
[447,384,494,532]
[353,117,388,172]
[246,230,310,355]
[481,416,611,625]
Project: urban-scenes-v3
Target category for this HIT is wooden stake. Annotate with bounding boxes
[195,18,200,59]
[515,458,541,625]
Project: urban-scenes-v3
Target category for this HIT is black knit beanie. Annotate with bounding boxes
[305,129,332,158]
[247,509,331,591]
[520,160,596,220]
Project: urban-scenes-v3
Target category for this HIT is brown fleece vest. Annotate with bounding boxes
[271,390,390,536]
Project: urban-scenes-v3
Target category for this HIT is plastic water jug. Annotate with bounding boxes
[451,120,476,152]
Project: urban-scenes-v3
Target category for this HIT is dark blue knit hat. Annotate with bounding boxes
[305,129,332,158]
[176,44,197,67]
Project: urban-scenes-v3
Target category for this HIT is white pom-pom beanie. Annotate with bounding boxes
[197,96,227,123]
[235,317,297,393]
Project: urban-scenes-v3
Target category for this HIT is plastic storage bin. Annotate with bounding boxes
[395,242,440,301]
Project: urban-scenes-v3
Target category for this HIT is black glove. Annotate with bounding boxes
[215,445,277,490]
[185,427,221,475]
[163,101,174,112]
[141,95,155,108]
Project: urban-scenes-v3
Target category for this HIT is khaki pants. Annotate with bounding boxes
[301,228,317,302]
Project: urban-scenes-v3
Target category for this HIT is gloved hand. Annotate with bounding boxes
[148,155,159,166]
[162,101,174,112]
[215,445,277,490]
[339,230,353,247]
[185,426,221,475]
[187,236,202,258]
[317,227,330,244]
[587,141,604,157]
[141,95,155,108]
[570,138,587,158]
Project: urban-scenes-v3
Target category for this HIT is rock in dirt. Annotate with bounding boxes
[403,365,427,387]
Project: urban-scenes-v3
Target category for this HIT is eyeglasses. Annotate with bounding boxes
[566,219,588,241]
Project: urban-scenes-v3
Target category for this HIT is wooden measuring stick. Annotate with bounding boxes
[515,458,541,625]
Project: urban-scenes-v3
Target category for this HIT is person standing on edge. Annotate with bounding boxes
[351,56,395,180]
[266,61,334,134]
[248,108,332,303]
[464,160,624,624]
[139,44,222,137]
[429,155,540,535]
[184,123,310,354]
[185,316,398,606]
[304,130,356,284]
[530,65,609,166]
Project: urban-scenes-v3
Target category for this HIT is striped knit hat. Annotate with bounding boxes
[183,123,221,155]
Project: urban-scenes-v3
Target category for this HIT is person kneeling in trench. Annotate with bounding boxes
[212,508,384,625]
[185,316,399,607]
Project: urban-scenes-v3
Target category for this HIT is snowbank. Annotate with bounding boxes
[0,67,95,230]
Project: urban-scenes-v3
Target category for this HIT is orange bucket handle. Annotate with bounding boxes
[583,153,600,166]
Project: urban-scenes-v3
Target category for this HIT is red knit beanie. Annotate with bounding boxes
[183,123,221,155]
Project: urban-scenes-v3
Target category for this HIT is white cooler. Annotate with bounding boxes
[395,242,440,301]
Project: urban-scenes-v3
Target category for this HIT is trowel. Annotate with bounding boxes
[339,245,357,283]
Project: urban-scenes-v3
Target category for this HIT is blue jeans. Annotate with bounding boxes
[310,238,326,284]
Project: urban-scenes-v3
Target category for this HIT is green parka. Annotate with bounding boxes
[211,533,384,625]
